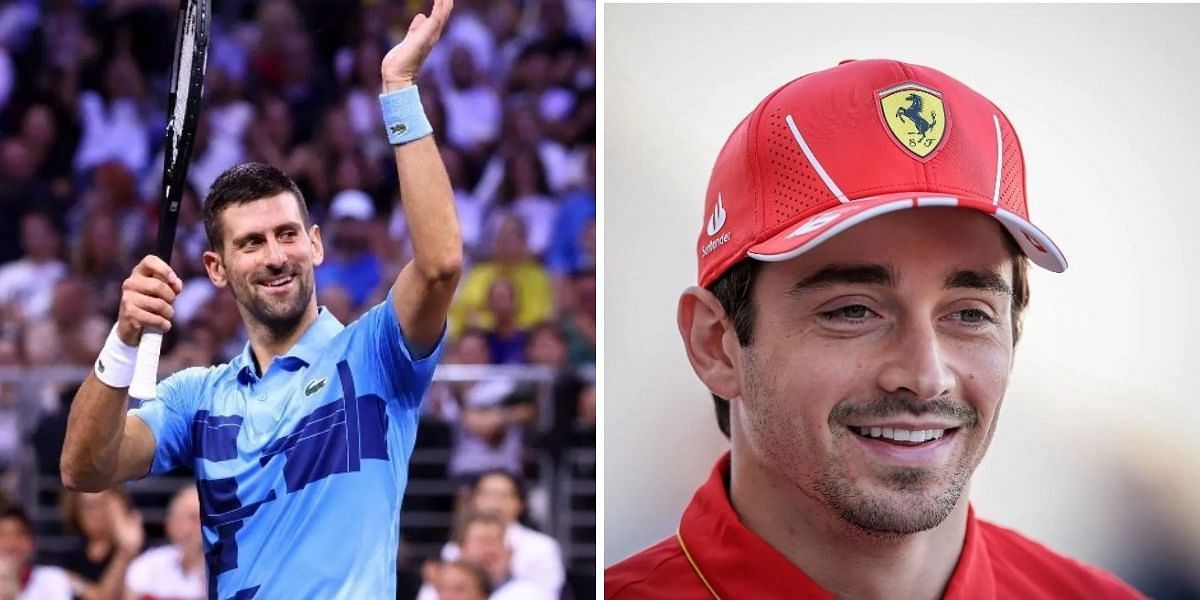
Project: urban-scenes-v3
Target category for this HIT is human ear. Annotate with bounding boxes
[678,287,742,401]
[202,250,227,288]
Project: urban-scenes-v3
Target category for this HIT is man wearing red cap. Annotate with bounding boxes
[605,60,1143,599]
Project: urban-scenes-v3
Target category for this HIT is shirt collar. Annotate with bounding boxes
[232,307,344,385]
[677,452,990,599]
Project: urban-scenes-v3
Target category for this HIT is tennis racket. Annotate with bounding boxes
[129,0,210,400]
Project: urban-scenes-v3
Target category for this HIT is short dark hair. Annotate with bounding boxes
[470,469,538,528]
[203,162,310,251]
[705,231,1031,439]
[0,505,34,538]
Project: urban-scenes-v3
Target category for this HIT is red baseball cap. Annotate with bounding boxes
[697,59,1067,287]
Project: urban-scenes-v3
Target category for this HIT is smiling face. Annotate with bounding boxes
[203,192,323,336]
[719,208,1016,536]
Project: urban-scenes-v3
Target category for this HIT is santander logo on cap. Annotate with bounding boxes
[694,58,1068,288]
[706,194,727,236]
[700,193,732,259]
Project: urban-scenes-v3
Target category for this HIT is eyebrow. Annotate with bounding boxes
[944,269,1013,297]
[231,222,304,247]
[787,263,1012,297]
[787,264,895,296]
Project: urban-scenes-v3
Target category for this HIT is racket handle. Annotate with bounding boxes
[130,329,164,400]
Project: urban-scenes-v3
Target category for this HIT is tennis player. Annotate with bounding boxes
[606,59,1144,599]
[60,1,459,597]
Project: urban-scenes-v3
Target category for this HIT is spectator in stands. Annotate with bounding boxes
[559,268,595,366]
[419,513,549,600]
[442,44,501,162]
[484,277,527,364]
[158,324,220,376]
[71,213,127,318]
[58,487,144,600]
[545,145,595,278]
[191,290,246,363]
[431,560,491,600]
[22,276,108,368]
[0,505,72,599]
[447,376,533,482]
[0,211,67,323]
[441,472,564,599]
[500,150,558,258]
[0,336,21,481]
[450,211,552,338]
[244,95,300,174]
[126,485,204,600]
[524,322,592,458]
[73,53,151,177]
[338,39,390,164]
[315,189,384,312]
[0,136,61,266]
[426,329,536,484]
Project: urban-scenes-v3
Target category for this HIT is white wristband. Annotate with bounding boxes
[95,325,138,389]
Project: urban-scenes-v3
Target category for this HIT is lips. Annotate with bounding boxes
[258,274,295,290]
[847,424,961,464]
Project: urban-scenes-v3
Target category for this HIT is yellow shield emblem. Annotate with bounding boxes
[879,84,946,159]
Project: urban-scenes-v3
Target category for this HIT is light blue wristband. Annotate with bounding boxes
[379,85,433,145]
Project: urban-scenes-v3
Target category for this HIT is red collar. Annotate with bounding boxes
[676,452,994,599]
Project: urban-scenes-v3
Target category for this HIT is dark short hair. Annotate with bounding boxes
[705,231,1031,439]
[0,505,33,537]
[469,469,535,527]
[203,162,310,251]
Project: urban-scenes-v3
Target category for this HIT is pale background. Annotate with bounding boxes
[604,3,1200,590]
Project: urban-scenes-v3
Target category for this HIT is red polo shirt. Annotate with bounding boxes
[606,453,1144,599]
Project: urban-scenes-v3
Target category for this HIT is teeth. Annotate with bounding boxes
[856,427,948,442]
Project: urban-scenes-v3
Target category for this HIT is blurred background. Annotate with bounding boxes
[605,4,1200,599]
[0,0,594,598]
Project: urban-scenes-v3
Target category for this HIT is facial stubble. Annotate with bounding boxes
[740,349,993,538]
[229,265,314,338]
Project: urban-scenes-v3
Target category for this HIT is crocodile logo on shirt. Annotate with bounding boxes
[303,377,328,396]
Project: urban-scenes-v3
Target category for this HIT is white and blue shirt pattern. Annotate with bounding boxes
[130,292,444,600]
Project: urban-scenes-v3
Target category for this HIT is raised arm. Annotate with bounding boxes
[61,256,181,491]
[380,0,462,356]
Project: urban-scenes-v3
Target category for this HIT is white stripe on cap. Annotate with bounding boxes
[916,196,958,207]
[749,198,914,262]
[992,115,1003,205]
[785,114,849,204]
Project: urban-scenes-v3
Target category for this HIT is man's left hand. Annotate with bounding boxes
[381,0,454,92]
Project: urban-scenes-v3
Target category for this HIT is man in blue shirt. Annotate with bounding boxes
[59,1,461,597]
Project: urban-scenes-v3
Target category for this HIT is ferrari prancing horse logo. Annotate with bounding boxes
[879,83,947,159]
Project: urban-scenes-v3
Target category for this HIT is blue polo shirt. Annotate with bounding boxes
[130,293,444,599]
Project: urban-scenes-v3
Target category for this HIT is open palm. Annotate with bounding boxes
[381,0,454,90]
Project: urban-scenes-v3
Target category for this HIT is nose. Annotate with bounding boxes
[263,238,288,270]
[876,318,955,402]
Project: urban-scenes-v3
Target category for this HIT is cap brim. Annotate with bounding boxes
[747,194,1068,272]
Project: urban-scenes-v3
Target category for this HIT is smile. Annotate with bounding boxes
[855,427,946,445]
[847,424,961,464]
[259,275,295,289]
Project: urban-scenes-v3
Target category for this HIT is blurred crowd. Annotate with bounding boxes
[0,0,595,597]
